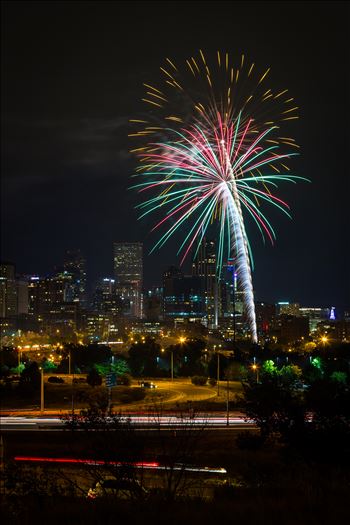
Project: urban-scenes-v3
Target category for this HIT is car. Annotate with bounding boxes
[72,377,86,384]
[140,381,157,389]
[87,476,148,500]
[6,375,21,382]
[48,376,65,384]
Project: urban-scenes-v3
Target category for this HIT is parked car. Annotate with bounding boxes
[87,476,148,500]
[48,376,65,384]
[140,381,157,389]
[73,377,86,384]
[6,375,21,382]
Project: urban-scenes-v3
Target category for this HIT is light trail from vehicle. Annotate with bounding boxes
[14,456,227,474]
[0,414,255,430]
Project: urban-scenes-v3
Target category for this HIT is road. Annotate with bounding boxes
[1,377,243,413]
[0,413,254,431]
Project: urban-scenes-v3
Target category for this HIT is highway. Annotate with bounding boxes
[0,413,254,431]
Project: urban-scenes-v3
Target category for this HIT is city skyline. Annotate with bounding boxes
[1,243,346,313]
[2,1,349,309]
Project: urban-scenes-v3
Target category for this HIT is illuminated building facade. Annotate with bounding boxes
[113,242,143,318]
[276,302,301,316]
[163,267,204,322]
[0,262,17,318]
[63,249,87,306]
[192,238,218,328]
[299,307,330,333]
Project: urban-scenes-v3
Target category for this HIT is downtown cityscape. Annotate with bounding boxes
[1,2,349,525]
[1,241,349,350]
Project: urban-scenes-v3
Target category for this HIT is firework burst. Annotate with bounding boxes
[129,51,307,342]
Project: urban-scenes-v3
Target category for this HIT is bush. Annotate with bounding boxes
[209,378,217,387]
[86,367,102,387]
[118,373,132,386]
[236,431,265,450]
[119,394,132,404]
[191,376,207,386]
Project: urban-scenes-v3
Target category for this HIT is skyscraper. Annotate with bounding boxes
[192,239,218,328]
[93,277,122,317]
[163,266,204,322]
[63,249,87,305]
[113,242,143,318]
[0,262,17,318]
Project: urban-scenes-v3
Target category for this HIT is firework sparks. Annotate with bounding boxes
[130,51,307,342]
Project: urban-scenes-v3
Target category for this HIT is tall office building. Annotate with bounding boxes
[299,307,329,333]
[93,277,122,316]
[113,242,143,318]
[277,302,301,317]
[16,279,29,315]
[63,249,87,305]
[163,266,204,321]
[28,276,66,316]
[192,239,218,328]
[0,262,17,317]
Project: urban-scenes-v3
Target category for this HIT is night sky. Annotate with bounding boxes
[2,1,349,309]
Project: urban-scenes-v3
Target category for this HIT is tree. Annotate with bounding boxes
[57,344,113,373]
[87,367,102,387]
[94,358,129,377]
[177,338,206,376]
[0,347,19,377]
[128,338,161,376]
[240,372,305,441]
[18,361,41,396]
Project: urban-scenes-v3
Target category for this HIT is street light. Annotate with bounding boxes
[251,364,259,383]
[171,350,174,381]
[17,348,22,369]
[68,350,71,376]
[40,367,44,414]
[163,347,174,381]
[217,351,220,396]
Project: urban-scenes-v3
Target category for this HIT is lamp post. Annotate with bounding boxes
[171,350,174,381]
[252,364,259,383]
[71,351,75,414]
[40,368,44,414]
[226,374,230,426]
[217,351,220,396]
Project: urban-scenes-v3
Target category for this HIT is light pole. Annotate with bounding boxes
[171,350,174,381]
[252,364,259,383]
[71,351,75,414]
[40,368,44,414]
[68,350,71,376]
[226,375,229,426]
[217,351,220,396]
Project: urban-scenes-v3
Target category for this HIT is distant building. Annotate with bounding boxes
[274,314,309,343]
[16,279,28,315]
[163,266,204,322]
[113,242,143,318]
[192,238,218,328]
[81,311,111,341]
[27,276,66,316]
[93,278,122,317]
[63,249,87,306]
[276,302,300,317]
[45,302,79,339]
[255,302,276,336]
[0,262,17,317]
[143,286,162,322]
[299,307,330,333]
[317,319,350,342]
